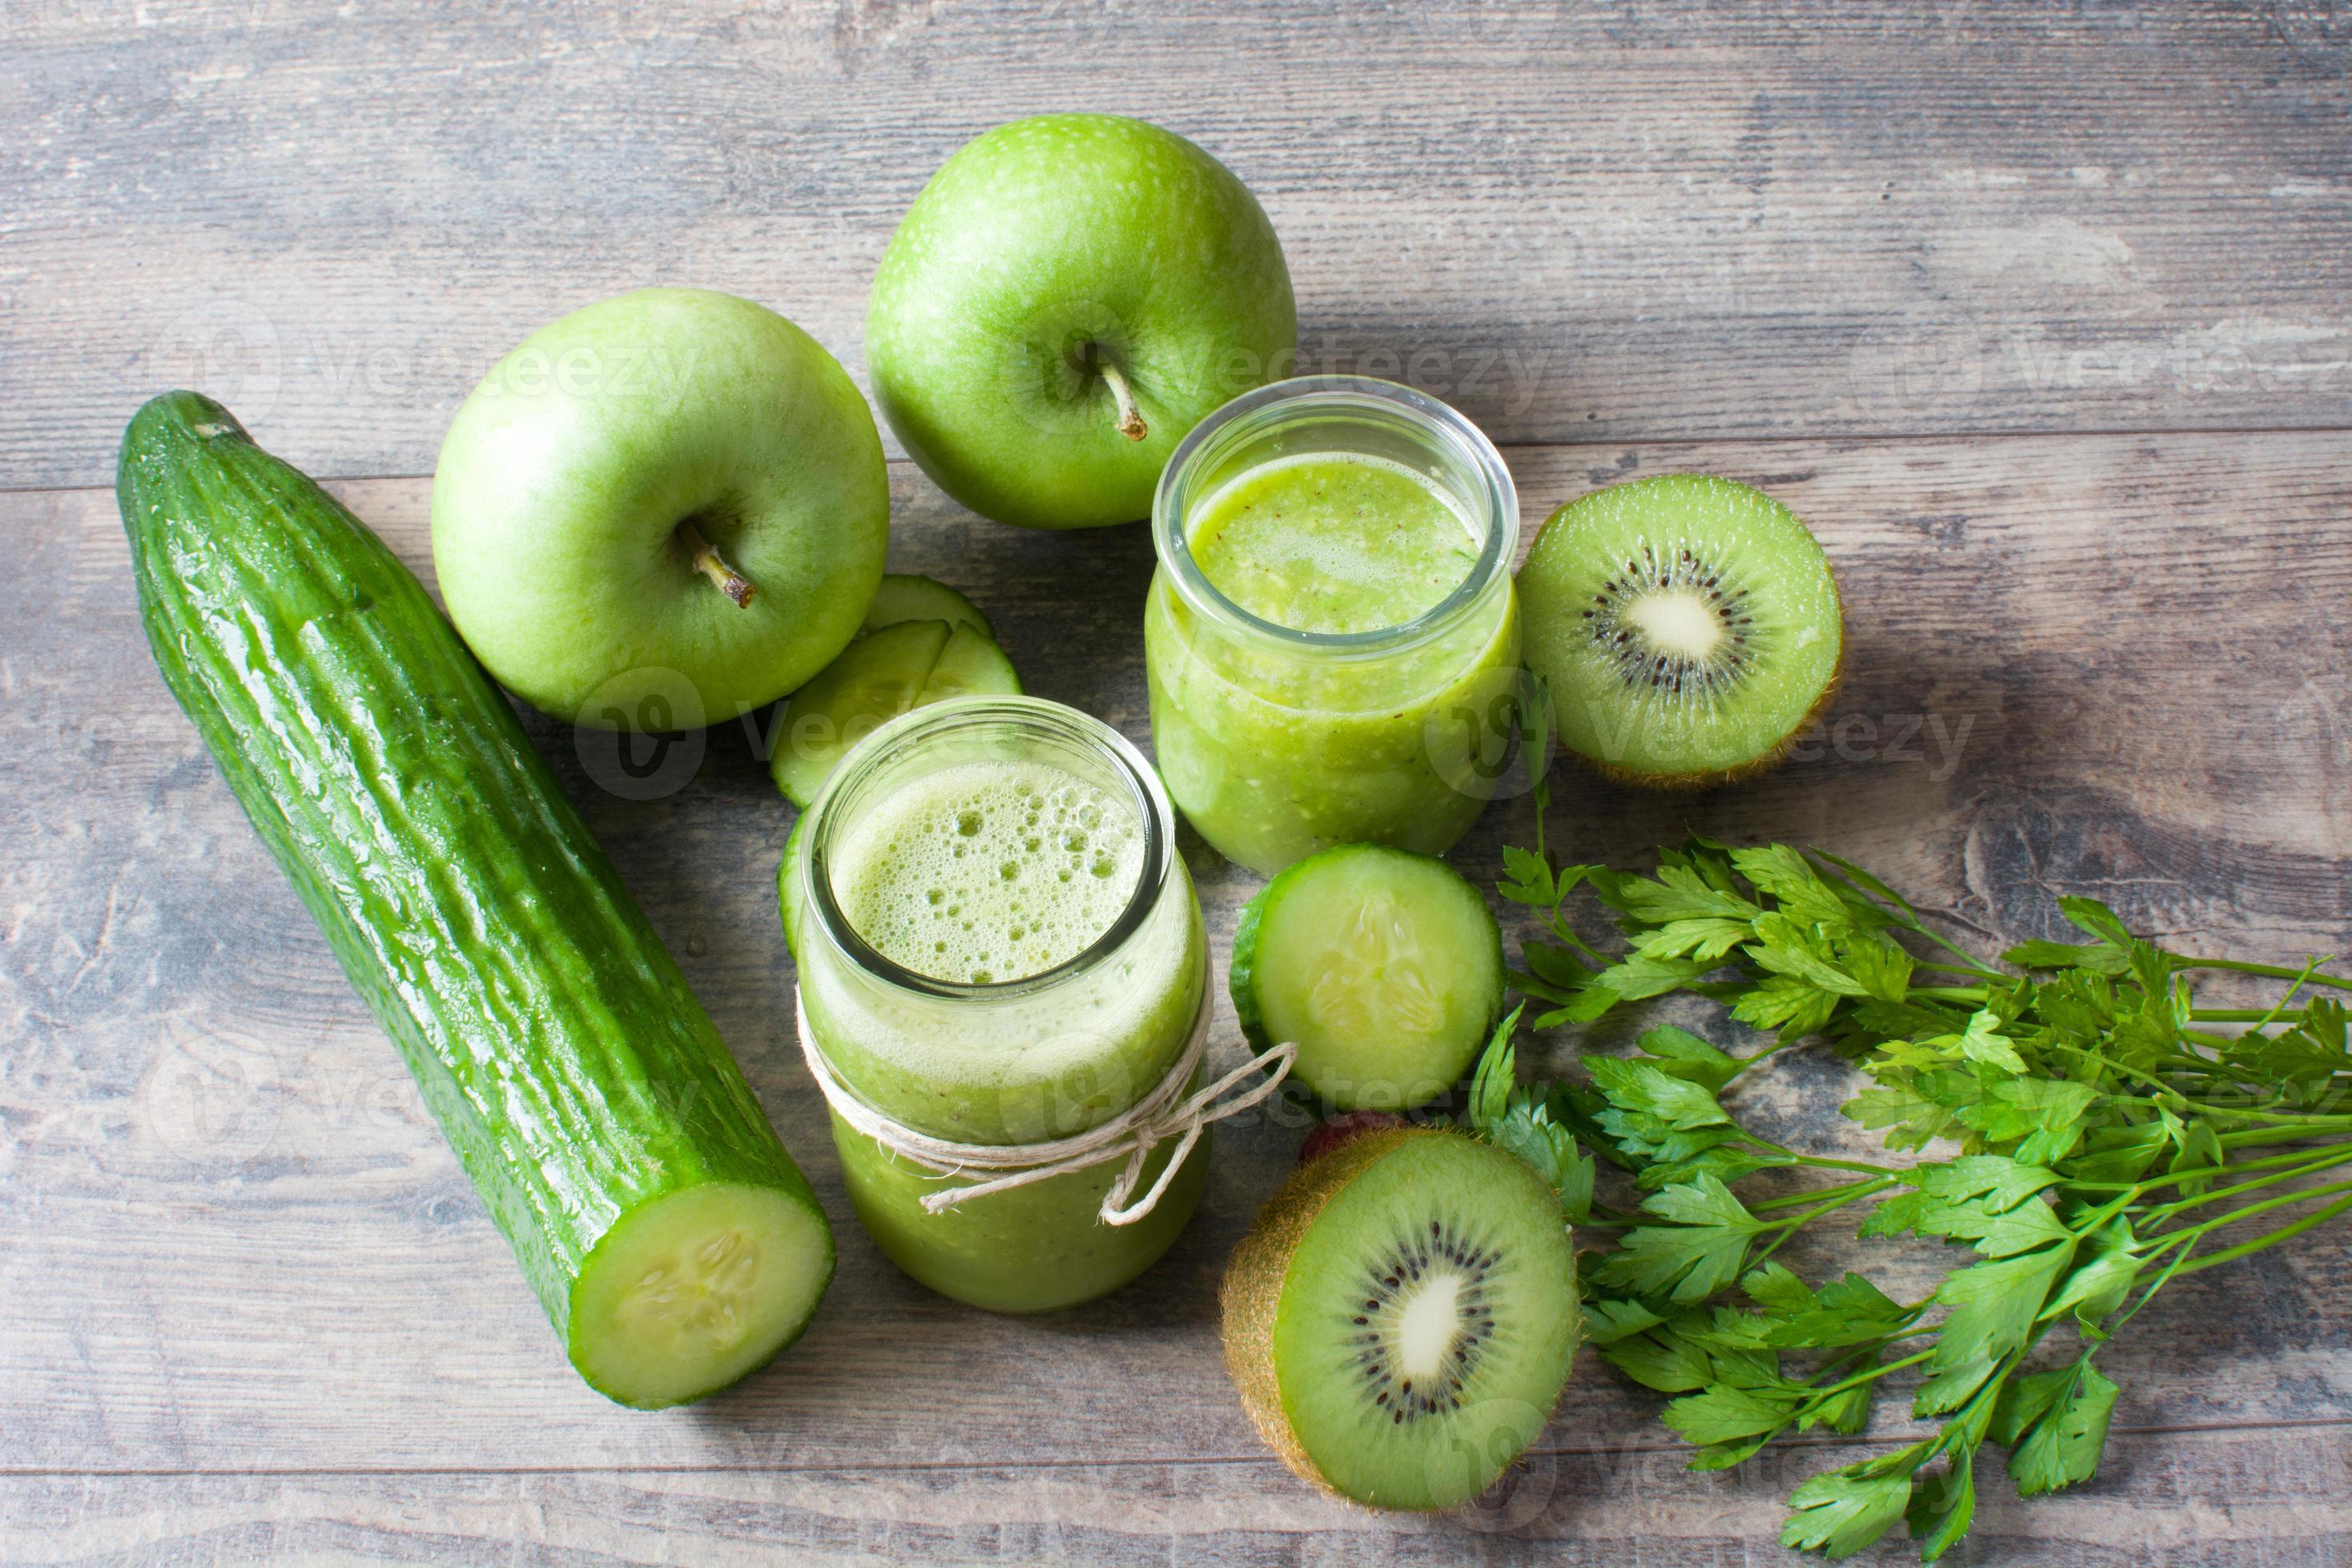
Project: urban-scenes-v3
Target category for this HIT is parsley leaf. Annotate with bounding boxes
[1491,835,2352,1562]
[1664,1384,1801,1446]
[1930,1247,2074,1372]
[1593,1176,1766,1303]
[1993,1362,2121,1496]
[1730,844,1854,930]
[1461,1006,1594,1222]
[1781,1458,1920,1559]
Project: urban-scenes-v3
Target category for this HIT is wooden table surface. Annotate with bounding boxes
[6,3,2350,1562]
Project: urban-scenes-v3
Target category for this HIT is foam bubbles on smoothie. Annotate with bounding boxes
[834,762,1145,985]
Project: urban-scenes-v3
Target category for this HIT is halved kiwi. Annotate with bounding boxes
[1222,1126,1579,1511]
[1518,474,1842,788]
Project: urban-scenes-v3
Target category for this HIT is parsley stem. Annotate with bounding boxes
[2162,1098,2352,1127]
[1748,1177,1891,1212]
[1769,1182,1894,1230]
[2151,1175,2352,1245]
[2075,1140,2352,1194]
[2140,1146,2352,1221]
[2041,1040,2206,1109]
[1548,921,1608,962]
[1791,1153,1906,1176]
[1746,1179,1896,1270]
[2062,1233,2198,1354]
[1910,962,2002,983]
[1724,1036,1809,1084]
[2070,1187,2147,1238]
[2170,1190,2352,1276]
[2218,1122,2352,1146]
[2147,1054,2258,1078]
[2172,957,2352,994]
[1882,900,2011,981]
[2226,1107,2352,1128]
[1734,1130,1899,1176]
[1809,1346,1939,1400]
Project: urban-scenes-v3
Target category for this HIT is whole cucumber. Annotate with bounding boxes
[119,391,832,1408]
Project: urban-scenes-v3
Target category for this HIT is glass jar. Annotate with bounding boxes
[1143,376,1522,876]
[787,696,1209,1313]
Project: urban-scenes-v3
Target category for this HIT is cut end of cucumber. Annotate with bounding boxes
[570,1180,834,1410]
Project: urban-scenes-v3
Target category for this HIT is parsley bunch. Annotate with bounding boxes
[1466,829,2352,1562]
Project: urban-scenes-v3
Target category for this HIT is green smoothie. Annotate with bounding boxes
[793,704,1208,1313]
[834,761,1144,987]
[1148,450,1520,875]
[1190,455,1480,634]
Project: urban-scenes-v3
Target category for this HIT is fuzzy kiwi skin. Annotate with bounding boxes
[1219,1126,1580,1511]
[1222,1126,1421,1503]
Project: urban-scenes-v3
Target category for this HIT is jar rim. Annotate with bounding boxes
[1150,375,1519,657]
[798,696,1173,1002]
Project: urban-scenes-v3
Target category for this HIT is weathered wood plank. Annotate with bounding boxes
[2,1,2347,488]
[6,1423,2352,1566]
[4,432,2350,1518]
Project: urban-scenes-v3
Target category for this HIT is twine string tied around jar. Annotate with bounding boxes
[794,982,1295,1225]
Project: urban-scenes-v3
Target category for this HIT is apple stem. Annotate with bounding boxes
[1096,357,1149,442]
[681,523,755,608]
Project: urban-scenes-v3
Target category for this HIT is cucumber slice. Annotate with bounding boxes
[917,623,1023,704]
[571,1180,834,1409]
[778,809,810,961]
[1232,844,1504,1111]
[860,573,994,640]
[772,619,952,806]
[771,617,1026,806]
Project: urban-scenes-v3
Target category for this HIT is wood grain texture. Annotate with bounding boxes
[4,431,2351,1566]
[2,0,2349,488]
[6,1422,2352,1566]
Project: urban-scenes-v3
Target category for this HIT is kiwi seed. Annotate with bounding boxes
[1581,541,1756,699]
[1346,1218,1500,1423]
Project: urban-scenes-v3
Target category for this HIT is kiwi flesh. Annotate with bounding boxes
[1518,473,1842,788]
[1222,1126,1579,1511]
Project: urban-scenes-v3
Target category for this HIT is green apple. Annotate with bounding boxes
[867,114,1295,530]
[432,288,889,730]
